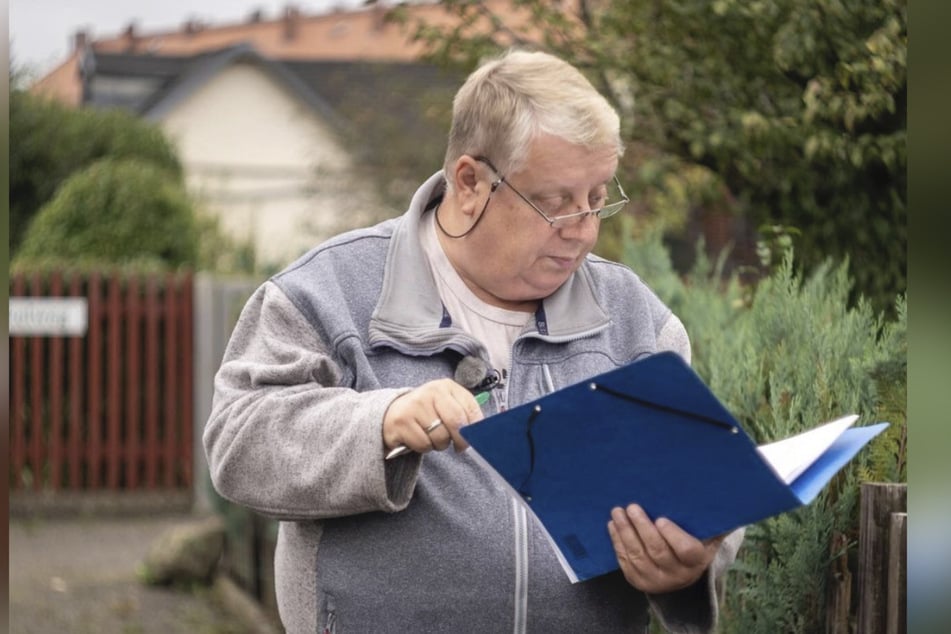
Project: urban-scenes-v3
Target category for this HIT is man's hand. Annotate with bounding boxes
[382,379,485,456]
[608,503,724,594]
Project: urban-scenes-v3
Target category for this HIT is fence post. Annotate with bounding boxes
[192,273,215,513]
[191,274,260,512]
[887,512,907,634]
[858,482,908,634]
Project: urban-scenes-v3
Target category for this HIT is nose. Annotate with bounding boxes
[556,211,600,241]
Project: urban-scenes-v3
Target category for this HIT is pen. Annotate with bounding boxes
[385,391,490,460]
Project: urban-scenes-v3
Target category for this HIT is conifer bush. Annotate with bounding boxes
[624,231,906,632]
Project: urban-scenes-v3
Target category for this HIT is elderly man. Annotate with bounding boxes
[205,49,743,633]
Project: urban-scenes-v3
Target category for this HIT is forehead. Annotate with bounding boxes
[513,134,618,187]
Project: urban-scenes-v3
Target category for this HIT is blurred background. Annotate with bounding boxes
[7,1,919,632]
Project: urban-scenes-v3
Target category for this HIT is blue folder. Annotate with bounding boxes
[459,351,888,583]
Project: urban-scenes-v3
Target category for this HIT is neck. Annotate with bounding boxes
[432,210,538,313]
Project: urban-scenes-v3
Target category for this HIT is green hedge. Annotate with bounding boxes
[624,229,906,632]
[15,158,200,270]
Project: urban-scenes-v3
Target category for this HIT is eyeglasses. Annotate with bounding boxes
[474,156,629,229]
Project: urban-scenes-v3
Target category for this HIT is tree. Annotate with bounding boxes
[15,158,199,269]
[391,0,906,314]
[9,88,184,254]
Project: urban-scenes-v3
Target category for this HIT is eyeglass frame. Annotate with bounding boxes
[473,156,630,229]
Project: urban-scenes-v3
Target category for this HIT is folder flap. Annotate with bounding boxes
[789,422,890,503]
[756,414,860,484]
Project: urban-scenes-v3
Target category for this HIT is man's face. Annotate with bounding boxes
[454,134,619,311]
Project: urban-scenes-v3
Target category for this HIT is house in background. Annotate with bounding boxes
[77,44,386,267]
[29,2,536,269]
[58,42,462,267]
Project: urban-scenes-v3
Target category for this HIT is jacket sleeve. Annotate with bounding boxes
[656,312,692,365]
[203,281,421,521]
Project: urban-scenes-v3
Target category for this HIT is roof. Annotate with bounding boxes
[86,1,534,61]
[30,0,552,107]
[79,44,462,145]
[74,42,463,191]
[85,44,347,129]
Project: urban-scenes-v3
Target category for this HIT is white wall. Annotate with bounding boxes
[159,61,385,269]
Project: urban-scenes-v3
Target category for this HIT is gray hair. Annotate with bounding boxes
[444,49,623,181]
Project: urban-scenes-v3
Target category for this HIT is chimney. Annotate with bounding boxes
[248,9,264,23]
[372,3,387,32]
[183,19,204,35]
[123,21,138,51]
[73,30,89,53]
[283,4,301,41]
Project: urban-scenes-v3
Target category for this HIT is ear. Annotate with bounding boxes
[449,156,484,217]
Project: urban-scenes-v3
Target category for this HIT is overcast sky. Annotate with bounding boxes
[9,0,365,78]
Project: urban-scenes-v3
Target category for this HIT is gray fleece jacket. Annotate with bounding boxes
[204,172,743,634]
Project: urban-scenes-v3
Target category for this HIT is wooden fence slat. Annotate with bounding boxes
[11,273,27,488]
[125,276,141,489]
[29,272,45,491]
[886,512,907,634]
[145,274,160,488]
[180,273,194,487]
[107,275,122,489]
[87,272,103,488]
[163,273,179,488]
[68,273,84,489]
[49,272,65,490]
[858,482,908,634]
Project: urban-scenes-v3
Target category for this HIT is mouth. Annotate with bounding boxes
[547,255,578,269]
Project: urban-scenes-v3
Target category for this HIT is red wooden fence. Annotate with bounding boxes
[9,270,194,492]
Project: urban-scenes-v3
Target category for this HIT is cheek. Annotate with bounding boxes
[480,213,532,258]
[478,234,531,274]
[495,228,547,266]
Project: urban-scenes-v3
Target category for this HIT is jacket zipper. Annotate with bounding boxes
[509,362,556,633]
[322,594,337,634]
[322,611,336,634]
[512,497,529,634]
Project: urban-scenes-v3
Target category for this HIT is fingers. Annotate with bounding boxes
[608,505,656,588]
[382,378,485,455]
[654,516,718,569]
[608,504,718,593]
[430,387,480,452]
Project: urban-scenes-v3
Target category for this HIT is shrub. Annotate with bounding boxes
[625,231,906,632]
[15,158,200,269]
[9,90,183,253]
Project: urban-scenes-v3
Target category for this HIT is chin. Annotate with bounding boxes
[520,280,568,302]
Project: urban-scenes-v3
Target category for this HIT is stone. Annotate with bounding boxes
[139,514,225,586]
